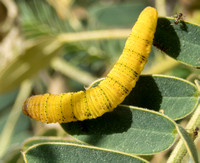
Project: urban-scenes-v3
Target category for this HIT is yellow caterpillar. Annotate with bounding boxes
[23,7,158,123]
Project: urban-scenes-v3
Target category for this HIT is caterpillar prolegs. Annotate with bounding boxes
[23,7,158,123]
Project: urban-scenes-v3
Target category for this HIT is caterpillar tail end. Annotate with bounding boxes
[23,98,30,117]
[22,94,50,122]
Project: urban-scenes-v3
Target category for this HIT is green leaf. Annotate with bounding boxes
[0,89,18,111]
[61,106,177,154]
[0,38,61,93]
[89,2,147,28]
[176,125,199,163]
[2,147,23,163]
[0,80,32,158]
[23,142,148,163]
[154,17,200,68]
[51,57,97,86]
[122,75,199,120]
[23,137,83,151]
[18,0,73,38]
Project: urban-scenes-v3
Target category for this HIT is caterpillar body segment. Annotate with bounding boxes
[23,7,158,123]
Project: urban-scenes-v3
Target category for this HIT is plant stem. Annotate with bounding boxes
[155,0,167,16]
[51,57,98,86]
[57,29,130,43]
[144,55,179,74]
[0,80,32,158]
[167,103,200,163]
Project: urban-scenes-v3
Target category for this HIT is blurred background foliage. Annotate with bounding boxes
[0,0,200,162]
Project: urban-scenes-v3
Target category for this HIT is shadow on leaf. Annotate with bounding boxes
[61,106,132,136]
[153,18,181,59]
[122,76,162,112]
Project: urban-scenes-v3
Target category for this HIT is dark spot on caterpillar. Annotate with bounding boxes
[98,85,112,110]
[60,94,66,122]
[107,76,129,94]
[87,112,92,117]
[70,93,77,120]
[125,48,147,63]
